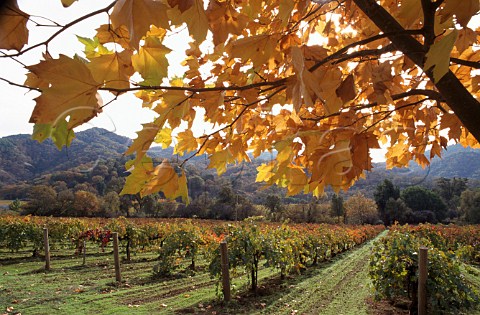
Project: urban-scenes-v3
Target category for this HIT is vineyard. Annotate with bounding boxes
[0,216,385,314]
[3,217,480,314]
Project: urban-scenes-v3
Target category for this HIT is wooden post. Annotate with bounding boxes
[220,241,231,302]
[418,246,428,315]
[82,239,87,266]
[43,228,50,271]
[113,232,122,283]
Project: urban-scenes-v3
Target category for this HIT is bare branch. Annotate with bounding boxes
[0,77,41,92]
[450,57,480,69]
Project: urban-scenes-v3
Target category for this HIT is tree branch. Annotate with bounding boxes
[450,57,480,69]
[100,78,287,94]
[1,1,116,58]
[0,77,41,92]
[309,29,423,72]
[352,0,480,142]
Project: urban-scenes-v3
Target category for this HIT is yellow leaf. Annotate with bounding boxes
[206,0,248,46]
[256,162,276,183]
[455,28,477,54]
[125,116,166,162]
[132,36,171,85]
[154,128,172,149]
[172,171,189,204]
[96,24,131,50]
[208,149,234,175]
[174,129,198,156]
[120,156,154,195]
[397,0,422,28]
[0,0,29,51]
[440,0,479,27]
[278,0,294,27]
[229,35,278,69]
[181,0,209,43]
[285,166,307,196]
[61,0,77,7]
[424,29,457,83]
[142,159,178,197]
[111,0,170,49]
[87,50,134,89]
[274,139,294,165]
[27,55,102,129]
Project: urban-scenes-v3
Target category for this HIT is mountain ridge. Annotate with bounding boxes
[1,128,479,186]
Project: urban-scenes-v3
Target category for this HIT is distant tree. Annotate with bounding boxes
[264,194,283,216]
[52,181,68,193]
[344,193,379,225]
[101,191,120,217]
[434,177,468,212]
[56,189,74,216]
[92,175,107,195]
[384,198,412,225]
[188,175,205,200]
[401,186,448,222]
[460,190,480,224]
[73,190,99,217]
[374,179,400,225]
[23,185,57,216]
[330,194,345,224]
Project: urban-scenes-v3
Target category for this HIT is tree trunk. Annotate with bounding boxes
[352,0,480,142]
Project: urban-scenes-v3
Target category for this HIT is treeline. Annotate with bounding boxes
[1,153,480,225]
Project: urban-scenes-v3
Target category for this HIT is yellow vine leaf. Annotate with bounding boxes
[424,29,458,83]
[111,0,170,49]
[27,55,102,129]
[0,0,29,51]
[440,0,480,27]
[174,129,198,156]
[208,149,234,175]
[132,36,171,85]
[87,50,134,90]
[154,128,172,149]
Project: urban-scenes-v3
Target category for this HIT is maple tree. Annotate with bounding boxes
[0,0,479,201]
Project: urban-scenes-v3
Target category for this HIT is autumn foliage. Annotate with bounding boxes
[0,0,479,199]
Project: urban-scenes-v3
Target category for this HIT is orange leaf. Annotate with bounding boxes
[111,0,169,49]
[27,55,102,129]
[0,0,29,51]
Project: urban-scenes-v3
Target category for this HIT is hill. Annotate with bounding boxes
[1,128,480,191]
[0,128,131,184]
